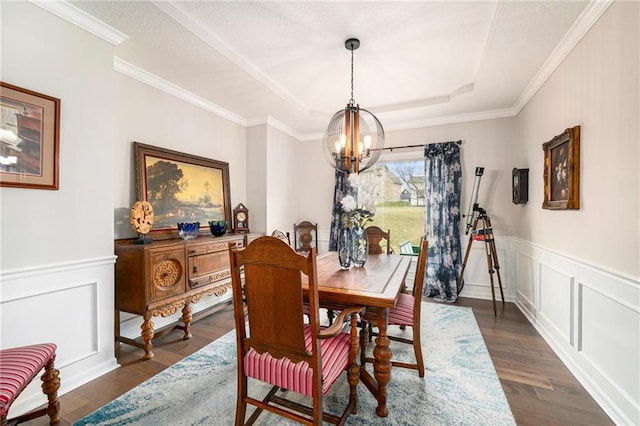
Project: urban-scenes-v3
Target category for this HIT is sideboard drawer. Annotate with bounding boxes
[187,240,229,256]
[188,250,230,289]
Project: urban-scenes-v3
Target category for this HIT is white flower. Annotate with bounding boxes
[340,194,357,212]
[347,173,362,188]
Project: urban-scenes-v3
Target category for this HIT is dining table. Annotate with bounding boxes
[310,252,412,418]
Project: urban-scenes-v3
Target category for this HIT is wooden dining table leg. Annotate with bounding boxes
[373,306,391,417]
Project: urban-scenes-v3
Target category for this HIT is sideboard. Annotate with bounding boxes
[114,233,253,360]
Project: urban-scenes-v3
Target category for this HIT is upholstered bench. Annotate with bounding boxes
[0,343,60,425]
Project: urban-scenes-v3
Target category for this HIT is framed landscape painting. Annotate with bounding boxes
[133,142,231,239]
[542,125,580,210]
[0,82,60,189]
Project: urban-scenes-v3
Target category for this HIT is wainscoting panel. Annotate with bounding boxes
[0,256,119,417]
[514,239,640,425]
[515,251,536,316]
[539,263,574,344]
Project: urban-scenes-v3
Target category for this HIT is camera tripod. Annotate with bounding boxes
[458,206,505,316]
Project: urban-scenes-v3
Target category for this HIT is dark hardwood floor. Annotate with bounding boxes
[18,298,613,425]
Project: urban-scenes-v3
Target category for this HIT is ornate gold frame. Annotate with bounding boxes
[133,142,231,239]
[542,126,580,210]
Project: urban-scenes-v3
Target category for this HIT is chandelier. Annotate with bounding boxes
[323,38,384,174]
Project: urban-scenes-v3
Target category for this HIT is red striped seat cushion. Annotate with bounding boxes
[0,343,57,419]
[388,293,415,326]
[244,326,350,397]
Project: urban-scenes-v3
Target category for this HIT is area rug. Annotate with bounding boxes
[75,303,515,425]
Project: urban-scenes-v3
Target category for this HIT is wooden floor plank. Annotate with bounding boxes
[15,298,613,425]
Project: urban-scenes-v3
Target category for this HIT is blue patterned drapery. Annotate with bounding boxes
[328,170,351,251]
[423,142,463,302]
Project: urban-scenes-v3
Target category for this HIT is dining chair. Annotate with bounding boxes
[270,229,291,245]
[293,221,318,252]
[361,238,429,377]
[228,236,363,425]
[0,343,61,425]
[398,240,418,256]
[366,226,392,254]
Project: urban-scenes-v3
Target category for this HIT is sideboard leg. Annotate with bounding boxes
[181,303,192,340]
[141,313,155,360]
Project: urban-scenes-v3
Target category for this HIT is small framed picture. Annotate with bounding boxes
[0,82,60,189]
[542,126,580,210]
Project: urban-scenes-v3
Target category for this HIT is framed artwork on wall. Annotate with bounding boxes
[0,82,60,189]
[542,125,580,210]
[133,142,231,240]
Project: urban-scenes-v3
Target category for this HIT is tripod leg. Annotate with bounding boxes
[484,235,497,316]
[481,218,497,316]
[457,216,478,292]
[484,217,505,305]
[489,239,505,304]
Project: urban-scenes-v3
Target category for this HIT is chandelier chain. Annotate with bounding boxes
[349,48,355,106]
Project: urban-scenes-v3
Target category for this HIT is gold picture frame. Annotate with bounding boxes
[542,125,580,210]
[133,142,231,240]
[0,82,60,189]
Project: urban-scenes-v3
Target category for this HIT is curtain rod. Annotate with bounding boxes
[370,140,463,152]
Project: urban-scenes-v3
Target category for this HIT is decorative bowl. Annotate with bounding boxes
[208,220,227,237]
[177,222,200,240]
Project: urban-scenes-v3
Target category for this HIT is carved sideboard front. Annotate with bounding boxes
[114,233,248,359]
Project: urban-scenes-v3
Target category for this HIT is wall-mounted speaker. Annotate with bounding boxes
[512,168,529,204]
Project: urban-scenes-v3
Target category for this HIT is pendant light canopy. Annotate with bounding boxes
[323,38,384,174]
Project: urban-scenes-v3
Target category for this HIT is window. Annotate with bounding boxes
[360,159,424,253]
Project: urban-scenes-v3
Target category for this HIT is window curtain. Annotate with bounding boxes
[423,142,463,302]
[328,170,351,251]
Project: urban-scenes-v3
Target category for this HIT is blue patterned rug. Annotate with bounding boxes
[75,303,515,425]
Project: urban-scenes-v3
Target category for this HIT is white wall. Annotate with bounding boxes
[0,1,118,416]
[246,125,267,233]
[265,124,300,236]
[113,73,248,239]
[514,2,639,424]
[515,2,638,278]
[114,72,248,338]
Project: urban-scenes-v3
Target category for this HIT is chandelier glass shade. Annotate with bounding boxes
[322,39,384,174]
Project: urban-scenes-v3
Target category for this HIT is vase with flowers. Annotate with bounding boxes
[337,214,352,269]
[340,174,375,267]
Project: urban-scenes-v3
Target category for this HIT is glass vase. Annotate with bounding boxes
[351,225,369,267]
[337,226,352,270]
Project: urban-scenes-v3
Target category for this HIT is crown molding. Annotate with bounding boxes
[246,116,302,141]
[28,0,128,46]
[114,57,246,127]
[111,0,611,144]
[152,0,312,114]
[513,0,614,113]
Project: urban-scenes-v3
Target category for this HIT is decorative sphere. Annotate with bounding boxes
[322,104,384,174]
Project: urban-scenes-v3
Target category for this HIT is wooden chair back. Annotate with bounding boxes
[366,226,392,254]
[412,238,429,317]
[229,236,321,364]
[293,220,318,252]
[270,229,291,245]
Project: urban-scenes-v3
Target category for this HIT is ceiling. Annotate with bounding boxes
[66,1,605,141]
